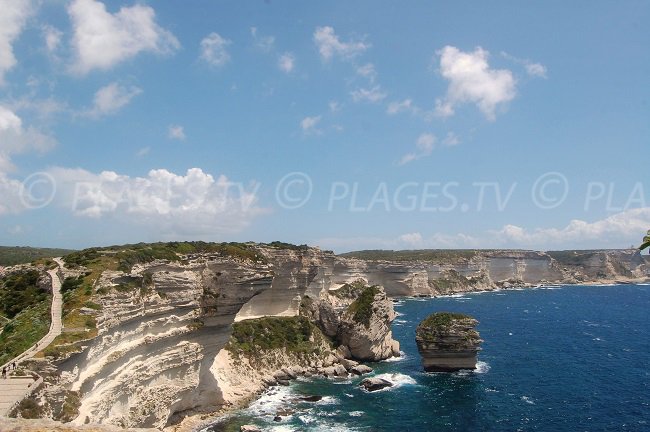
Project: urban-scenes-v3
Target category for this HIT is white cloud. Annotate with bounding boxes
[442,131,460,147]
[68,0,179,74]
[200,32,231,67]
[399,133,436,165]
[501,51,547,78]
[301,115,322,134]
[387,99,415,115]
[398,232,423,248]
[313,26,369,62]
[85,82,142,118]
[350,86,387,103]
[136,146,150,157]
[525,62,547,78]
[492,208,650,249]
[435,46,516,120]
[42,25,63,54]
[278,52,295,73]
[356,63,376,82]
[318,209,650,252]
[168,124,185,140]
[250,27,275,52]
[0,105,57,214]
[0,105,56,172]
[47,167,266,235]
[0,0,33,84]
[329,101,341,112]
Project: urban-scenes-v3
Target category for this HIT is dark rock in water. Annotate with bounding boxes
[240,426,262,432]
[359,377,393,392]
[415,312,482,372]
[273,416,282,422]
[277,379,290,386]
[351,364,373,376]
[299,395,323,402]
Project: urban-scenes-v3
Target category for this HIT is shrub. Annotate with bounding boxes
[346,285,380,328]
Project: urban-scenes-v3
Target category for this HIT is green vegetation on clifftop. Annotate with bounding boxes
[340,249,478,262]
[346,285,380,328]
[0,246,74,266]
[227,316,321,355]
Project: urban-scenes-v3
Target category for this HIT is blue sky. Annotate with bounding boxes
[0,0,648,251]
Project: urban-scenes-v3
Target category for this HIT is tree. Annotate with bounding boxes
[640,230,650,251]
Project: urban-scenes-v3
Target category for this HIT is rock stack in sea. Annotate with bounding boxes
[415,312,482,372]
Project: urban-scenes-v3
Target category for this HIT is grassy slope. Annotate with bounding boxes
[0,270,51,365]
[0,246,74,266]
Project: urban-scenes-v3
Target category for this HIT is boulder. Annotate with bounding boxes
[241,426,262,432]
[359,377,393,392]
[350,365,373,376]
[415,312,482,372]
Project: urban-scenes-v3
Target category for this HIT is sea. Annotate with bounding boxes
[204,284,650,431]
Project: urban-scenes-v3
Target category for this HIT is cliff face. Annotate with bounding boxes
[54,256,276,429]
[16,245,649,429]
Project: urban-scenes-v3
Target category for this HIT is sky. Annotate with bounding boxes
[0,0,649,252]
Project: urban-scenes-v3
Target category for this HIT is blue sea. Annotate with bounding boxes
[206,284,650,431]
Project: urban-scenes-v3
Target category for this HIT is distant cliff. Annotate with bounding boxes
[5,243,648,430]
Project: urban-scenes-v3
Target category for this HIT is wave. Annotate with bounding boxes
[373,372,418,388]
[382,351,407,362]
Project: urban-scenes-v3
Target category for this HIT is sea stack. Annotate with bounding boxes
[415,312,482,372]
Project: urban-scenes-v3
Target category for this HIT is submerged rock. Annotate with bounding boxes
[241,426,262,432]
[415,312,482,372]
[359,377,393,392]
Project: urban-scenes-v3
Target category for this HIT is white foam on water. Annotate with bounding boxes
[315,395,339,405]
[395,311,405,317]
[382,351,407,362]
[475,361,490,374]
[374,372,418,388]
[521,395,535,405]
[245,385,295,417]
[349,411,364,417]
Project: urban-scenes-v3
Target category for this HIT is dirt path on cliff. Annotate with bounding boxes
[0,257,64,416]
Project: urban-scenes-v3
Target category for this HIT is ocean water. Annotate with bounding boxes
[206,285,650,431]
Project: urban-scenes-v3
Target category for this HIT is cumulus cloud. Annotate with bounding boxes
[47,167,266,235]
[278,52,295,73]
[435,46,516,120]
[387,99,416,115]
[399,133,436,165]
[318,209,650,252]
[313,26,369,62]
[200,32,231,67]
[350,86,386,103]
[300,115,322,134]
[0,0,33,84]
[84,82,142,118]
[0,105,57,214]
[0,105,56,172]
[168,124,185,140]
[492,208,650,249]
[68,0,179,74]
